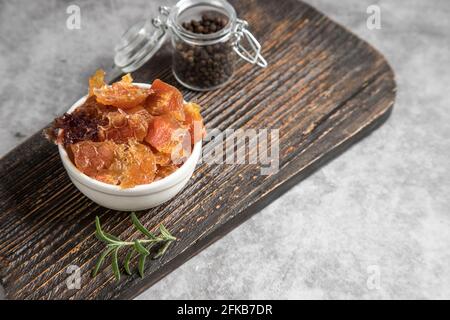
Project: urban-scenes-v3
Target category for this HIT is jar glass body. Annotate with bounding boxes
[169,0,238,91]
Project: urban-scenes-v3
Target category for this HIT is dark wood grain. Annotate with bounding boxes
[0,0,396,299]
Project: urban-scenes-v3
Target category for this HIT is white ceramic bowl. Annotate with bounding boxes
[58,83,202,211]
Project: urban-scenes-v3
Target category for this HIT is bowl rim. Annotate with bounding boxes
[58,82,202,196]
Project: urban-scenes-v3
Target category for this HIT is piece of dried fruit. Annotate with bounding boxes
[94,73,151,109]
[145,79,185,121]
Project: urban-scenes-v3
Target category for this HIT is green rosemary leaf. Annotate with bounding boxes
[153,240,173,260]
[138,254,147,278]
[131,213,156,240]
[104,232,121,242]
[111,247,121,282]
[95,216,120,245]
[124,249,134,275]
[134,240,150,256]
[159,224,176,241]
[95,217,109,242]
[92,215,177,280]
[92,246,114,278]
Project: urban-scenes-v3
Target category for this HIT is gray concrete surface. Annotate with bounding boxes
[0,0,449,299]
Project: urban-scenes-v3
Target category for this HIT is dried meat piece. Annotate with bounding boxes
[124,105,152,120]
[153,151,172,166]
[144,115,189,155]
[183,102,205,144]
[70,141,117,177]
[94,73,151,109]
[99,110,149,143]
[69,140,157,188]
[155,164,179,180]
[43,95,114,145]
[93,143,127,185]
[118,140,156,188]
[79,95,116,115]
[88,69,106,97]
[145,79,185,121]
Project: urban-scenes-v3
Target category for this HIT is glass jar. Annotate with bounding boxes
[113,0,267,91]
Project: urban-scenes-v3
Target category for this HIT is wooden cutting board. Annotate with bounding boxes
[0,0,396,299]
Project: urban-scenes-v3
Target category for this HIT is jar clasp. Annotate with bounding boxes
[152,6,171,29]
[232,19,267,68]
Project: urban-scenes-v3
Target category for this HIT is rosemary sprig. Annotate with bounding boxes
[92,213,177,281]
